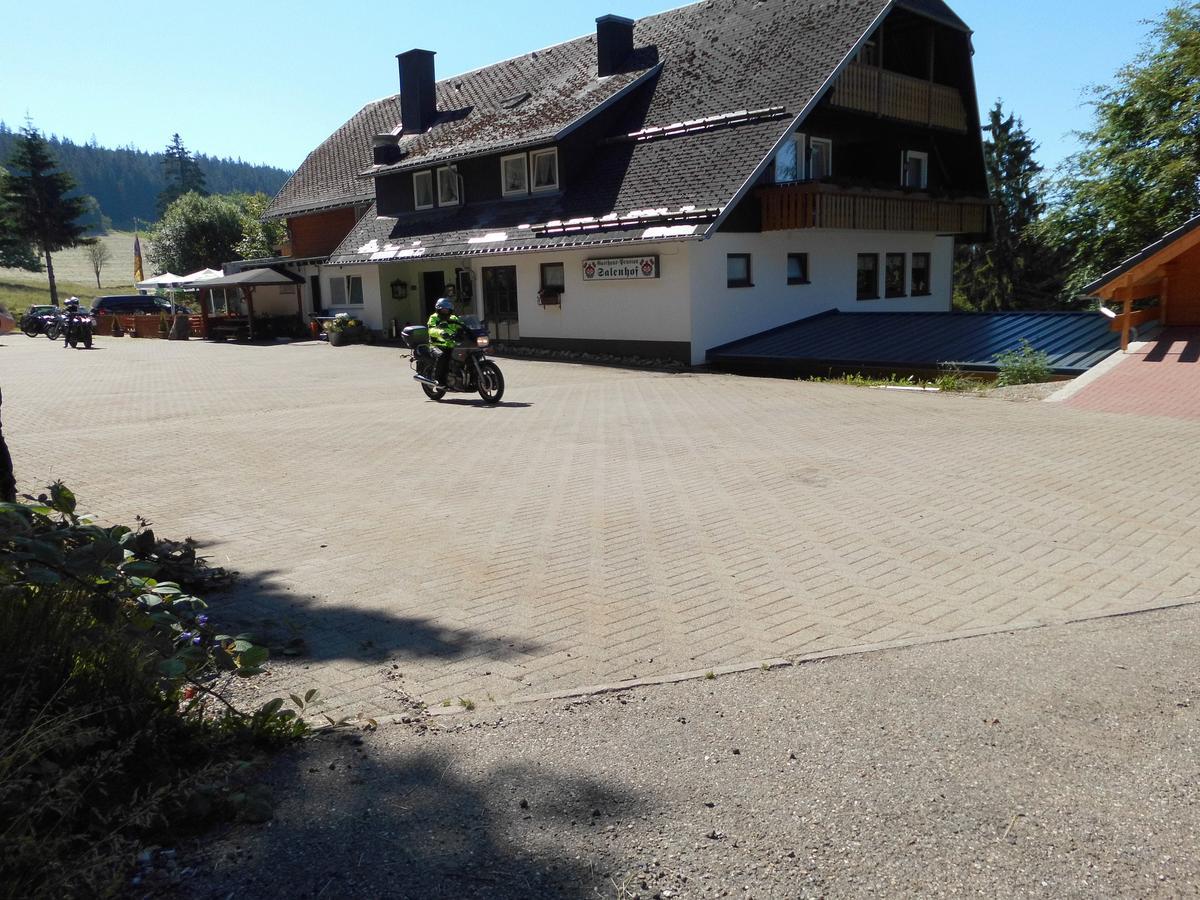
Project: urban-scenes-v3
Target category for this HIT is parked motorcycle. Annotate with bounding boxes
[20,305,60,338]
[402,315,505,404]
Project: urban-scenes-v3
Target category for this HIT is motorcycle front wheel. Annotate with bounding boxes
[21,321,39,338]
[477,360,505,405]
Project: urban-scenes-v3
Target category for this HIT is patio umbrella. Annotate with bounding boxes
[136,272,184,290]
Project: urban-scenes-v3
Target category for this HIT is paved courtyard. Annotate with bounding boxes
[5,335,1199,714]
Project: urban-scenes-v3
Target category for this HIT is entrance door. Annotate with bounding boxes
[421,271,446,319]
[482,265,519,341]
[309,275,322,316]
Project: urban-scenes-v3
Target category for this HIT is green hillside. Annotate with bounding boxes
[0,123,291,231]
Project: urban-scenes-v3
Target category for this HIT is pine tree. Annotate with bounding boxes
[157,133,207,216]
[2,124,92,303]
[954,103,1061,310]
[0,166,42,271]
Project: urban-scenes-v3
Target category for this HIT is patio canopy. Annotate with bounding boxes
[188,267,305,289]
[136,271,184,289]
[174,268,224,288]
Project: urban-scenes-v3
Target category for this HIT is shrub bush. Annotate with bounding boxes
[0,483,308,899]
[995,339,1052,386]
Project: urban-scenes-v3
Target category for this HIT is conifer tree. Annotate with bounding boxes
[955,103,1061,310]
[157,133,207,216]
[2,124,92,303]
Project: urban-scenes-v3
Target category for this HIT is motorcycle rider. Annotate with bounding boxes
[427,297,465,387]
[62,297,81,347]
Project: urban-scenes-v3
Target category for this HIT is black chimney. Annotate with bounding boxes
[397,49,437,134]
[596,14,634,77]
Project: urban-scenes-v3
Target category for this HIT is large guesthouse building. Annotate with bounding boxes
[260,0,989,364]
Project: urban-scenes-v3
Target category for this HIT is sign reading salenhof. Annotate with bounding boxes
[582,256,660,281]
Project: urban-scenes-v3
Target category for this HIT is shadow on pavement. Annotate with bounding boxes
[194,747,644,899]
[205,569,542,667]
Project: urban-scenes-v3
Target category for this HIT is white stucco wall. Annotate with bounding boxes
[688,231,955,363]
[248,284,304,318]
[323,265,382,329]
[465,242,693,346]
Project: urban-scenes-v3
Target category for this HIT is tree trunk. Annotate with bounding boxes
[94,266,102,289]
[45,249,58,306]
[0,389,16,504]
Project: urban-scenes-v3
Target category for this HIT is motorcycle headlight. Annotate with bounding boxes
[476,336,490,348]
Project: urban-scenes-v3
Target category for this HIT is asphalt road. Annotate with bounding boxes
[176,604,1199,899]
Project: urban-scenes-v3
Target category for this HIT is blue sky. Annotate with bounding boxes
[1,0,1162,176]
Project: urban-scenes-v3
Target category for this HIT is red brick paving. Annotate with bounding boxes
[1066,328,1200,421]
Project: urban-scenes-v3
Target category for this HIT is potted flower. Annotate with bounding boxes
[324,313,367,346]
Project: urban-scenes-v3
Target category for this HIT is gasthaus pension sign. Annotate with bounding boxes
[582,256,660,281]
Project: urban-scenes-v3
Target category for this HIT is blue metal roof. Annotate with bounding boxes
[706,310,1120,375]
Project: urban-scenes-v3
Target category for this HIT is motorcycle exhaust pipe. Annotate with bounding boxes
[413,374,440,387]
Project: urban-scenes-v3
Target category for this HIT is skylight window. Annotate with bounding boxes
[499,92,532,110]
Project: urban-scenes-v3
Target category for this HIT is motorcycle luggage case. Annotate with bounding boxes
[401,325,428,349]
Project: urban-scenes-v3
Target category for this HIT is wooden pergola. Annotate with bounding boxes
[192,266,306,341]
[1085,214,1200,351]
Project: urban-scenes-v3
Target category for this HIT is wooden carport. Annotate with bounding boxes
[1084,214,1200,350]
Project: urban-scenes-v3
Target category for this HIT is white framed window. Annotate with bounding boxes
[346,275,364,305]
[530,148,559,192]
[775,132,804,183]
[787,253,810,285]
[902,150,929,189]
[809,138,832,180]
[501,153,529,197]
[727,253,752,288]
[437,167,461,206]
[413,171,434,210]
[328,276,346,305]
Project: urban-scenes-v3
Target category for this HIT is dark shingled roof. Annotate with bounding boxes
[292,0,974,259]
[1081,213,1200,294]
[264,96,400,219]
[707,310,1120,375]
[363,54,662,176]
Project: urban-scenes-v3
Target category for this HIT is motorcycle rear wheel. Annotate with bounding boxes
[477,360,505,405]
[421,383,447,401]
[21,321,39,338]
[45,322,62,340]
[82,329,92,349]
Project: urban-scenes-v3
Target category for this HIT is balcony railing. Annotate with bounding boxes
[757,181,990,234]
[828,63,969,132]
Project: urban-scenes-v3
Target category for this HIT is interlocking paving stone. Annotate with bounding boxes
[5,335,1200,716]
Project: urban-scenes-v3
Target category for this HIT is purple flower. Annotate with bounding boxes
[192,635,203,646]
[179,631,193,642]
[197,615,209,627]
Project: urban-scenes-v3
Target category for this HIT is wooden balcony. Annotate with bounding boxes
[828,63,969,132]
[757,181,990,234]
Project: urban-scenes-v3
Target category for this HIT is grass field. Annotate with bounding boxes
[0,231,142,315]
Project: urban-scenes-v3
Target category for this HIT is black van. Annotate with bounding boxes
[91,294,176,315]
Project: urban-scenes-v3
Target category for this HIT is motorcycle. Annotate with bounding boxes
[58,308,94,349]
[20,306,60,338]
[402,315,505,404]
